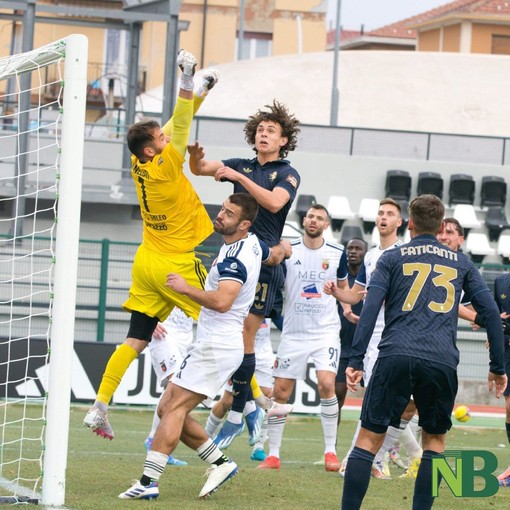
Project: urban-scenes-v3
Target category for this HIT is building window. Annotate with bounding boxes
[236,31,272,60]
[492,35,510,55]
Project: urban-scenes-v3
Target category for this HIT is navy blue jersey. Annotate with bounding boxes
[494,273,510,316]
[222,157,300,246]
[338,271,364,357]
[350,234,505,374]
[494,273,510,352]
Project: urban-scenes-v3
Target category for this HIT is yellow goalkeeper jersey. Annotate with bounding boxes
[131,97,213,254]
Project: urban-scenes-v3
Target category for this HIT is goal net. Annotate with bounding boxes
[0,35,88,506]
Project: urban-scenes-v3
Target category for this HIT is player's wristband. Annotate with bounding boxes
[180,74,194,91]
[473,314,486,328]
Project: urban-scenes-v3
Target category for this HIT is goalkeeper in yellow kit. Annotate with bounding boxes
[84,50,218,439]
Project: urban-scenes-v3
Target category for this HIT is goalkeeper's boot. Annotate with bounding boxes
[195,70,220,97]
[118,480,159,500]
[177,49,197,76]
[255,394,293,418]
[498,465,510,481]
[83,406,114,440]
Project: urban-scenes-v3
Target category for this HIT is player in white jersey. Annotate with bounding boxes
[145,307,194,466]
[118,193,289,501]
[204,318,275,458]
[257,204,344,472]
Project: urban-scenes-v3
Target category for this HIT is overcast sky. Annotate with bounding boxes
[327,0,451,31]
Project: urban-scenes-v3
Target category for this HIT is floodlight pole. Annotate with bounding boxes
[330,0,341,126]
[238,0,245,60]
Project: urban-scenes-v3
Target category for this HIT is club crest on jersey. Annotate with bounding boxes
[268,171,277,182]
[158,157,164,165]
[274,358,290,370]
[301,283,321,299]
[502,293,508,300]
[286,174,298,188]
[322,259,329,270]
[242,167,253,173]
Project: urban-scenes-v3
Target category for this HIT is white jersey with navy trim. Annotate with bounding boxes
[282,238,343,340]
[198,232,269,336]
[355,239,403,339]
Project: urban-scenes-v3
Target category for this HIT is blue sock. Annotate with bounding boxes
[341,446,374,510]
[231,354,256,414]
[412,450,442,510]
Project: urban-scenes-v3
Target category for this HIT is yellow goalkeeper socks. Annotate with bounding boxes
[96,344,138,406]
[250,375,263,400]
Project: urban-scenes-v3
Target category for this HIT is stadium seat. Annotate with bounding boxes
[282,221,303,241]
[327,195,355,231]
[485,207,510,242]
[452,204,481,237]
[497,233,510,264]
[323,225,337,243]
[480,175,507,208]
[385,169,411,201]
[358,198,380,234]
[448,174,475,206]
[465,232,495,264]
[416,171,443,199]
[295,194,316,226]
[340,224,364,246]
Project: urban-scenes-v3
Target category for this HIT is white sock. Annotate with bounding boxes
[243,400,257,416]
[143,450,168,480]
[345,420,362,460]
[226,410,243,425]
[400,424,423,459]
[408,414,421,439]
[205,411,223,438]
[374,424,405,463]
[321,397,339,454]
[196,438,224,464]
[267,415,287,459]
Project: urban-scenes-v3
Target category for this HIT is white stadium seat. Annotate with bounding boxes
[452,204,481,232]
[327,195,355,231]
[465,232,495,263]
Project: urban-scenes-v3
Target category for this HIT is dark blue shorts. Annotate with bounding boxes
[250,263,284,318]
[361,355,458,435]
[336,356,349,383]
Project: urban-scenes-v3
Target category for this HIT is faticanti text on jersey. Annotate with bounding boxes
[400,244,458,261]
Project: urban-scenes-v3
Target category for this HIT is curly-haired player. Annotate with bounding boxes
[188,100,301,447]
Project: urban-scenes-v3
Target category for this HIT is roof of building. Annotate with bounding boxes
[328,1,510,43]
[137,50,510,137]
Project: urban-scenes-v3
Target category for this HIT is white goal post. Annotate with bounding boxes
[0,34,88,506]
